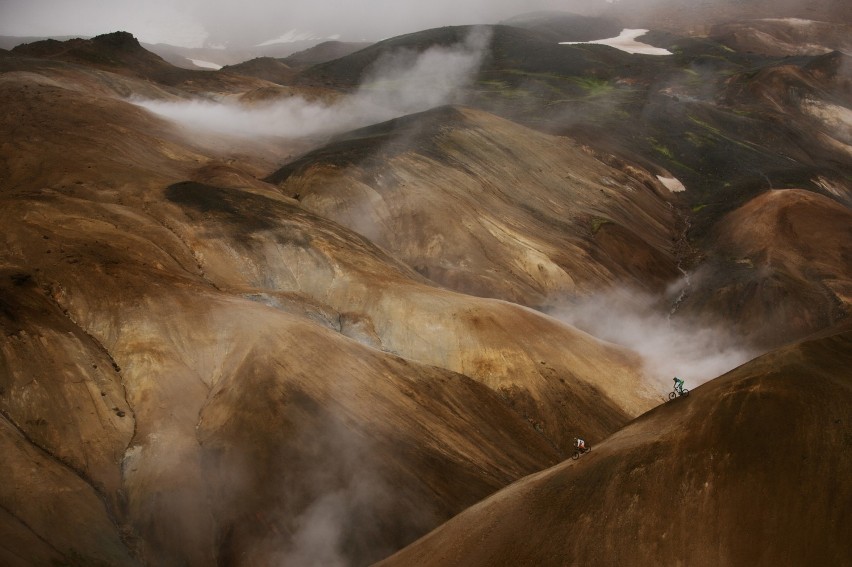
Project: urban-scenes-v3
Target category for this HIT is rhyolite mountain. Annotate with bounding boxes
[1,8,850,567]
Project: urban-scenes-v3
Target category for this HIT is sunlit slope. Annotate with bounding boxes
[378,330,852,567]
[267,105,680,306]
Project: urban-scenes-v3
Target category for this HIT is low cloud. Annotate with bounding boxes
[548,280,758,394]
[133,27,491,139]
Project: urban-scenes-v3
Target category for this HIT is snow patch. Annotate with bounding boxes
[189,59,222,70]
[560,29,672,56]
[257,29,323,46]
[760,18,817,26]
[656,175,686,193]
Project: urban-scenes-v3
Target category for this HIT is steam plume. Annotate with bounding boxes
[132,27,492,139]
[548,281,758,393]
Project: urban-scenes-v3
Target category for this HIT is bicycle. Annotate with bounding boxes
[668,387,689,401]
[572,443,591,460]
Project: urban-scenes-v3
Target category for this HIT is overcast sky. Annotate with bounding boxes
[0,0,612,48]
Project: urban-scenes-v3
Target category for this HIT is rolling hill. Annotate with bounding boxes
[1,12,850,566]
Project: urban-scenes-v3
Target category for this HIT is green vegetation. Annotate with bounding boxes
[567,76,613,97]
[591,217,612,234]
[688,115,723,136]
[649,139,674,159]
[685,132,707,147]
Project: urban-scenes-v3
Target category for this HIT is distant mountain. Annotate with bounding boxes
[144,38,330,69]
[499,11,624,42]
[282,40,374,69]
[220,56,297,85]
[295,24,644,90]
[607,0,852,33]
[11,31,192,84]
[0,34,84,51]
[7,31,300,95]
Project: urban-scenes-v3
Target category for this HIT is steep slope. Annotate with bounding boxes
[378,329,852,567]
[267,105,681,306]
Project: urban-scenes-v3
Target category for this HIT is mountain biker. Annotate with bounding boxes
[576,437,586,451]
[673,376,684,393]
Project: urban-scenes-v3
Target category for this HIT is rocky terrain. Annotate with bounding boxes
[1,8,850,566]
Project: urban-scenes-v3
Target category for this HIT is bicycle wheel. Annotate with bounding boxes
[668,391,677,401]
[572,451,580,460]
[681,388,689,398]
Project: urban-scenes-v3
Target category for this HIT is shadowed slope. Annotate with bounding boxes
[378,330,852,567]
[283,41,374,69]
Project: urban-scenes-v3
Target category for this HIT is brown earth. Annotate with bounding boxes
[0,43,658,566]
[378,329,852,567]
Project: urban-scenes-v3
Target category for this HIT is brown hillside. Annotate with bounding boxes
[378,329,852,567]
[268,105,681,307]
[683,189,852,348]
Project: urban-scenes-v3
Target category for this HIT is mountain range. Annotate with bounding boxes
[1,5,850,566]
